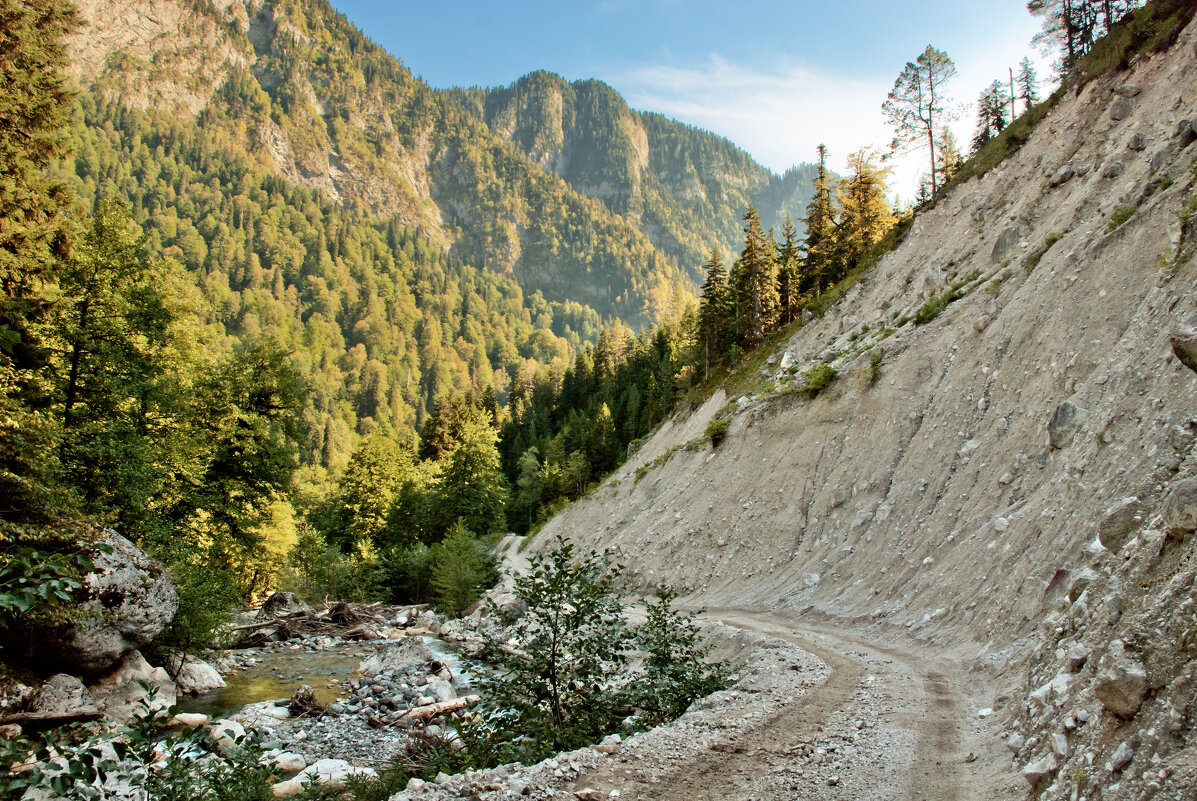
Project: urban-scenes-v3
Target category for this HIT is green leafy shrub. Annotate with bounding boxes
[1026,232,1064,272]
[281,527,383,603]
[705,418,729,447]
[1107,204,1136,231]
[632,588,729,727]
[801,363,837,397]
[867,348,884,386]
[381,541,432,604]
[465,536,630,766]
[149,560,238,661]
[914,293,951,325]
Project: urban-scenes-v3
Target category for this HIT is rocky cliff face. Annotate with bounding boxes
[534,17,1197,800]
[461,70,820,272]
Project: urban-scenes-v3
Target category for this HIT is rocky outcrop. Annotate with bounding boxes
[87,650,176,720]
[44,530,178,675]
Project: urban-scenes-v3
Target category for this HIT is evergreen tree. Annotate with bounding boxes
[935,126,963,185]
[801,145,838,296]
[730,206,778,347]
[882,45,959,195]
[971,81,1011,153]
[835,149,895,274]
[0,0,79,361]
[331,435,413,550]
[429,520,487,617]
[1016,56,1040,112]
[776,216,802,327]
[696,248,730,377]
[435,414,509,536]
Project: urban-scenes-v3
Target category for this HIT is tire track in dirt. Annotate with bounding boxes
[567,610,975,801]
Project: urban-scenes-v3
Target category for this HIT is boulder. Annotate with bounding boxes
[1022,752,1058,789]
[1098,497,1143,551]
[165,654,226,693]
[88,650,176,721]
[271,758,376,797]
[1162,477,1197,540]
[1110,741,1134,772]
[43,530,178,675]
[1048,165,1075,188]
[1094,640,1147,718]
[1109,96,1133,121]
[1179,119,1197,148]
[358,638,434,677]
[27,674,97,718]
[1172,321,1197,372]
[209,719,247,753]
[259,592,311,618]
[992,226,1020,263]
[1128,132,1147,151]
[1048,400,1088,449]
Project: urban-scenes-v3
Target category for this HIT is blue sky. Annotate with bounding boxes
[328,1,1051,200]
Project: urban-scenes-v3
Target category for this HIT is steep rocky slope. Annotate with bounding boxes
[532,17,1197,801]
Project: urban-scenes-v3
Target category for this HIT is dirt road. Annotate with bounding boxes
[564,609,979,801]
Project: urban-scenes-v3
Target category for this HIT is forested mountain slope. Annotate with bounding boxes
[452,71,820,274]
[533,11,1197,798]
[66,0,685,325]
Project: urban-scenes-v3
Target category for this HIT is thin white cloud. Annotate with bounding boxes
[612,29,1053,204]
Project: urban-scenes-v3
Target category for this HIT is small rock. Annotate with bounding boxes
[1103,162,1125,179]
[827,776,840,786]
[1006,733,1026,754]
[977,707,993,718]
[1048,165,1074,188]
[1112,84,1141,97]
[1095,640,1147,718]
[1172,321,1197,372]
[1109,97,1133,120]
[992,226,1020,262]
[1110,741,1135,772]
[1048,400,1088,449]
[1051,733,1069,758]
[168,712,208,728]
[575,790,604,801]
[1179,119,1197,148]
[974,315,990,333]
[1098,497,1142,552]
[1163,477,1197,540]
[1128,132,1147,151]
[1023,753,1058,789]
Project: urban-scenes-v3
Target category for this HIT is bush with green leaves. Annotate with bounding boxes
[462,537,728,768]
[632,587,729,727]
[148,559,239,662]
[704,418,729,447]
[801,363,838,397]
[465,536,631,766]
[0,697,274,801]
[280,527,383,603]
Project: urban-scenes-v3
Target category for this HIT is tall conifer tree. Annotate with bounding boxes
[776,216,802,327]
[802,145,838,296]
[696,248,729,377]
[731,206,778,347]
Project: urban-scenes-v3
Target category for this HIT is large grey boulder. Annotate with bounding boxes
[358,638,434,677]
[992,226,1020,263]
[27,674,98,718]
[1109,96,1134,121]
[1162,477,1197,540]
[259,591,311,618]
[88,650,176,721]
[1094,640,1147,719]
[44,530,178,675]
[164,654,226,694]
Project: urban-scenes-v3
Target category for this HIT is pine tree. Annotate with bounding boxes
[696,248,729,377]
[934,126,963,185]
[971,81,1011,153]
[802,145,838,296]
[1015,57,1040,112]
[776,216,802,327]
[730,206,778,347]
[882,45,959,195]
[835,149,895,274]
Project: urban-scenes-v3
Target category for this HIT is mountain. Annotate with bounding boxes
[451,71,820,272]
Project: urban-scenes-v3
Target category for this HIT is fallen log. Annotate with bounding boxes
[0,708,104,731]
[397,695,479,723]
